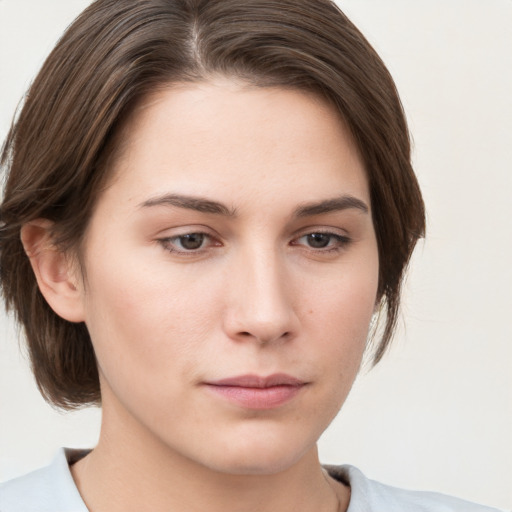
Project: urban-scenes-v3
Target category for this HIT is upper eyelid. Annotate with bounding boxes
[156,227,349,240]
[154,222,351,237]
[154,223,216,235]
[155,225,224,246]
[291,226,350,238]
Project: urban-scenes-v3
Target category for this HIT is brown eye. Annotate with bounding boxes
[178,233,205,250]
[306,233,331,248]
[292,232,351,252]
[158,231,223,256]
[159,232,212,254]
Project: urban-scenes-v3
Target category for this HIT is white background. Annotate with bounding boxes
[0,1,511,510]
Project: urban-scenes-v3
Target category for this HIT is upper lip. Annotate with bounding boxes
[206,374,305,388]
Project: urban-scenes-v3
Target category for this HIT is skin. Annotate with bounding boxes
[24,80,379,512]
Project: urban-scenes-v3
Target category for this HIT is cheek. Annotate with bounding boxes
[300,256,378,387]
[306,259,378,340]
[81,250,227,388]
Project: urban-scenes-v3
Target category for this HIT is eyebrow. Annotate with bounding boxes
[139,193,368,218]
[139,194,237,216]
[294,195,369,217]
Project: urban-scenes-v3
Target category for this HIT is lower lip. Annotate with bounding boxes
[204,384,304,410]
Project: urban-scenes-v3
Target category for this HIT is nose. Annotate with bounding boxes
[222,247,298,345]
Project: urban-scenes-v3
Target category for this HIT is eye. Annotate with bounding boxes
[304,233,332,248]
[292,231,350,252]
[176,233,206,250]
[158,232,218,254]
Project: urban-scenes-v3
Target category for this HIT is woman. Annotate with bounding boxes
[0,1,506,511]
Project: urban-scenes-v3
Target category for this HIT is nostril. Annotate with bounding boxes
[236,330,291,344]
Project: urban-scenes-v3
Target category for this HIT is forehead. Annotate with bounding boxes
[101,80,369,213]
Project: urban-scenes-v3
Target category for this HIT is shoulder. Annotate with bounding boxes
[325,465,507,512]
[0,448,89,512]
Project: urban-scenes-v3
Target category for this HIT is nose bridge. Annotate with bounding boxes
[225,241,296,343]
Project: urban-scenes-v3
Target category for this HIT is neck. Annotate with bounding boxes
[71,403,349,512]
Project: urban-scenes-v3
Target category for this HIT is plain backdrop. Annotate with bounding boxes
[0,1,511,510]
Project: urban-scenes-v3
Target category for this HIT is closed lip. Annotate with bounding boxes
[203,374,307,409]
[205,373,306,388]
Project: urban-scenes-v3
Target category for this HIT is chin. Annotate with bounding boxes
[194,428,319,476]
[204,452,307,476]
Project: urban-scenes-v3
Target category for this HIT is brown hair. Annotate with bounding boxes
[0,0,425,409]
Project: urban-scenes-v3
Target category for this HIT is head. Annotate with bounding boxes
[0,0,424,414]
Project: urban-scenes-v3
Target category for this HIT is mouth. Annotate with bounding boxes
[203,374,307,410]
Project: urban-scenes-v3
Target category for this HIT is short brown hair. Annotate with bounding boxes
[0,0,425,409]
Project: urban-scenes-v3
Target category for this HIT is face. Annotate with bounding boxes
[77,80,379,475]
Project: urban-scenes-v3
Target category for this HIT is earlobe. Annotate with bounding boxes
[21,220,86,323]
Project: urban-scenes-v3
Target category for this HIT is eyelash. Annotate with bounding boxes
[158,229,351,257]
[158,232,217,255]
[291,231,351,253]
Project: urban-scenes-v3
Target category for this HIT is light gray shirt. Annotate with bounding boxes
[0,449,506,512]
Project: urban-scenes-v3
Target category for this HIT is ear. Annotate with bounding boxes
[21,220,86,323]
